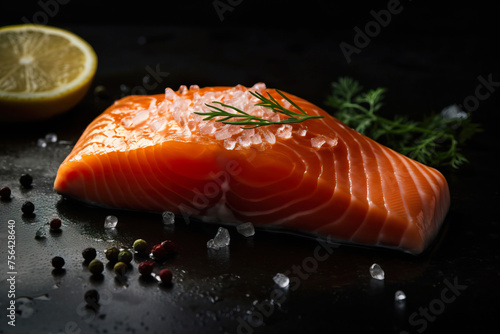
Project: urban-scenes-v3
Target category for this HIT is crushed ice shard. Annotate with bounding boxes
[207,227,230,249]
[236,222,255,237]
[369,263,385,280]
[162,211,175,225]
[104,215,118,229]
[395,290,406,301]
[273,273,290,288]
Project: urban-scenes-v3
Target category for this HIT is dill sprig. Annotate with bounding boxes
[195,90,324,129]
[325,77,482,169]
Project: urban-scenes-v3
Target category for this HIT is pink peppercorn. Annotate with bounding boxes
[159,268,172,284]
[151,244,169,259]
[0,186,11,200]
[50,218,62,231]
[138,261,154,276]
[160,240,176,254]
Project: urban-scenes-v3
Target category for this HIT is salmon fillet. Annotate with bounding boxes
[54,84,450,254]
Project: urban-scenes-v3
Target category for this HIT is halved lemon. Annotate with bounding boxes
[0,24,97,122]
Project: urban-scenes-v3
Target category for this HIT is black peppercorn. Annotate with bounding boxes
[21,201,35,215]
[82,247,97,262]
[51,256,65,269]
[0,186,11,200]
[84,289,100,307]
[19,173,33,188]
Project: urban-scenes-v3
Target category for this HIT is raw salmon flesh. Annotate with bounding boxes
[54,84,450,254]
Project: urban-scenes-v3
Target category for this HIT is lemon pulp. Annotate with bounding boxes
[0,24,97,122]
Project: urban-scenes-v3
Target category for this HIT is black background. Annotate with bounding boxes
[1,0,498,122]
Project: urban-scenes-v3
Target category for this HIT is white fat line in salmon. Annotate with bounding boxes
[225,235,339,334]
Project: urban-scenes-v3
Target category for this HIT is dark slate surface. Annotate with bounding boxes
[0,1,498,333]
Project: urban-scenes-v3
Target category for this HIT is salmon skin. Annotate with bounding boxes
[54,83,450,254]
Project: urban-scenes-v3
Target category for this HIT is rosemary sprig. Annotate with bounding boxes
[195,90,324,129]
[325,77,482,169]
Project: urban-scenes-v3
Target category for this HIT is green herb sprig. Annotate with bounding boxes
[196,90,324,129]
[325,77,482,168]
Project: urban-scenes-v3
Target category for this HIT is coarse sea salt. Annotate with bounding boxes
[207,227,230,249]
[162,211,175,225]
[395,290,406,301]
[236,222,255,237]
[276,124,292,139]
[261,129,276,144]
[369,263,385,280]
[311,136,326,148]
[224,139,237,150]
[37,138,47,148]
[123,83,302,150]
[104,215,118,229]
[45,133,58,143]
[273,273,290,288]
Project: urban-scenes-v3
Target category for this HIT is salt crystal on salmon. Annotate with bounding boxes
[54,84,450,254]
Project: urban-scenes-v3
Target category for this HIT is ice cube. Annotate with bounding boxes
[395,290,406,301]
[236,222,255,237]
[369,263,385,280]
[207,227,230,249]
[273,273,289,288]
[104,215,118,229]
[45,133,58,143]
[162,211,175,225]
